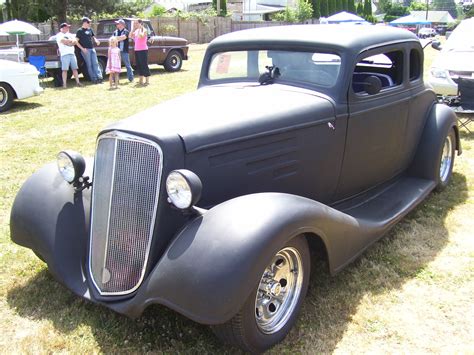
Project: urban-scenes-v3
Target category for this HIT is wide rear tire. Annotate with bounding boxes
[212,235,310,353]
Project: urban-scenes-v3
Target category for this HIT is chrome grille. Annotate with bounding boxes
[89,131,162,295]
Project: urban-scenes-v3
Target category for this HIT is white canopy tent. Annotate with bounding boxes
[326,11,365,23]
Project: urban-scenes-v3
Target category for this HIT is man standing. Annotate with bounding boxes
[75,17,103,84]
[55,23,82,88]
[113,19,134,83]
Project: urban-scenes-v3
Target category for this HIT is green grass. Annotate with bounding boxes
[0,42,473,353]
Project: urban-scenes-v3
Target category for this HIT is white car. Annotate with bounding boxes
[429,18,474,96]
[0,59,43,113]
[418,27,437,39]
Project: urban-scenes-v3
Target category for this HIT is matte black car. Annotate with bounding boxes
[11,25,461,352]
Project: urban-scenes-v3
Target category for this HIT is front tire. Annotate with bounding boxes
[0,82,14,113]
[97,57,107,80]
[435,128,456,191]
[163,50,183,72]
[212,235,310,353]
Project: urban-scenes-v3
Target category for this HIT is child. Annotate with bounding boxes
[106,36,121,89]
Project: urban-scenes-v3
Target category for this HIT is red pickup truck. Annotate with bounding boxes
[23,18,189,85]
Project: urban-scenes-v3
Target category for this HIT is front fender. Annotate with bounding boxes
[115,193,385,324]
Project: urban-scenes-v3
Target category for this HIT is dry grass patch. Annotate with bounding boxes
[0,41,473,353]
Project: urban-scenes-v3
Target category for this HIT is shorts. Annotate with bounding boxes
[61,53,78,71]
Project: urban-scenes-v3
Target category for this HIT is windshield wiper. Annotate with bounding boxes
[259,66,281,85]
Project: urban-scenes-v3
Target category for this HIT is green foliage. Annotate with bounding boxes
[147,4,167,17]
[348,0,356,14]
[409,1,427,11]
[376,0,391,14]
[383,3,409,21]
[432,0,457,18]
[312,0,321,18]
[328,0,336,15]
[342,0,348,11]
[335,0,342,12]
[212,0,227,16]
[321,0,329,16]
[363,0,372,18]
[160,24,177,35]
[465,5,474,18]
[272,0,313,22]
[356,1,364,15]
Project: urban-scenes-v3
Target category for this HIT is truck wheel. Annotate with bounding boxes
[212,235,310,353]
[97,57,107,80]
[0,83,15,113]
[163,50,183,72]
[435,128,456,192]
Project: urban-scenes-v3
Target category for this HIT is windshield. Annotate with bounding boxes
[208,50,342,88]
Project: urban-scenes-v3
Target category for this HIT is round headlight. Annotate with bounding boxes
[166,170,202,210]
[57,150,86,184]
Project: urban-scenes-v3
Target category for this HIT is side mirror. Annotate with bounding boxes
[431,41,442,51]
[365,75,382,95]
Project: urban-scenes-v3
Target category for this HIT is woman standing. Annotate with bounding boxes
[132,19,151,86]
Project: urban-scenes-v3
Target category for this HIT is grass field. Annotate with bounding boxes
[0,42,473,353]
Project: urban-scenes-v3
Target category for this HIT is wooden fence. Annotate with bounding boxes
[0,17,320,45]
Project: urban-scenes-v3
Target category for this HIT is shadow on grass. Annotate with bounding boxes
[459,129,473,141]
[6,173,468,353]
[2,101,42,114]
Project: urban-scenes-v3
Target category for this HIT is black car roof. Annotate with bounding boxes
[208,24,419,53]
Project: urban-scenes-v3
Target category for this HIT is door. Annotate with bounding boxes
[336,47,410,199]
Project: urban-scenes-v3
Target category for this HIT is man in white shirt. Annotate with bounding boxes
[56,23,82,88]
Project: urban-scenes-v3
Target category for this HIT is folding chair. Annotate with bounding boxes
[28,55,48,86]
[453,77,474,133]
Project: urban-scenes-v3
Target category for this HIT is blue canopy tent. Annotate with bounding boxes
[389,15,431,25]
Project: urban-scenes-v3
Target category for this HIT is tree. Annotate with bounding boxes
[433,0,457,18]
[212,0,227,16]
[356,1,363,15]
[409,1,427,11]
[297,0,314,21]
[342,0,348,11]
[383,3,409,22]
[363,0,372,18]
[312,0,321,18]
[328,0,335,15]
[335,0,342,12]
[348,0,356,13]
[320,0,329,17]
[375,0,391,14]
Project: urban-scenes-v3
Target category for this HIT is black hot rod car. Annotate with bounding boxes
[11,25,461,352]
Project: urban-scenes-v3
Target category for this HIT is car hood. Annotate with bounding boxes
[431,49,474,72]
[108,84,335,152]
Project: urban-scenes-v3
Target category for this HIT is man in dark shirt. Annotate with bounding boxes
[113,19,134,82]
[75,17,103,84]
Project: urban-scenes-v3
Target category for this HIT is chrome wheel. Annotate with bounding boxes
[0,86,7,107]
[255,247,303,334]
[439,134,453,183]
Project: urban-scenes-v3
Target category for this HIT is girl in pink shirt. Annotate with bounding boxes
[132,20,151,86]
[106,36,121,89]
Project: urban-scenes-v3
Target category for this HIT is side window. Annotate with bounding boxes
[352,50,404,94]
[143,22,154,36]
[409,49,421,81]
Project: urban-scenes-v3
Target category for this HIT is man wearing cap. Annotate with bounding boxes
[56,23,82,88]
[113,19,134,82]
[75,17,103,84]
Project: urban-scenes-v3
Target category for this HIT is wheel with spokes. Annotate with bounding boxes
[435,128,456,191]
[212,235,310,353]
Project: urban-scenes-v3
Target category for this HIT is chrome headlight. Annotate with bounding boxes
[430,68,448,79]
[166,170,202,210]
[57,150,86,184]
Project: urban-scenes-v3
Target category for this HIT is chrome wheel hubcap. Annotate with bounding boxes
[255,247,303,334]
[170,55,180,69]
[440,135,453,183]
[0,87,7,107]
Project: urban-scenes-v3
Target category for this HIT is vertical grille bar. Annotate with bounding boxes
[89,131,163,295]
